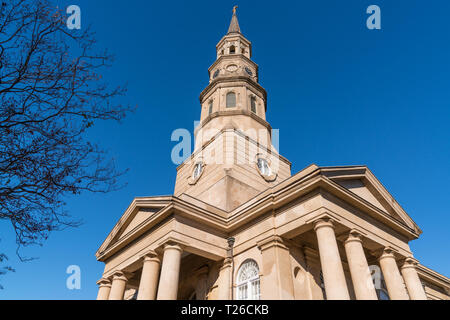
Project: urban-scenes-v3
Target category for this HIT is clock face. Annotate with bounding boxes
[226,64,238,72]
[213,69,220,79]
[245,67,253,76]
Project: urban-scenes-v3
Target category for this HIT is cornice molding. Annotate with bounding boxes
[416,264,450,289]
[97,166,422,263]
[200,76,267,110]
[194,110,272,137]
[208,54,258,73]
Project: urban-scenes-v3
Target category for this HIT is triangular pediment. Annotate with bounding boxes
[335,178,396,216]
[116,208,160,240]
[320,166,421,233]
[96,197,174,258]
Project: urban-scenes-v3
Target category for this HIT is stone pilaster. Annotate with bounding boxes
[217,258,233,300]
[257,235,295,300]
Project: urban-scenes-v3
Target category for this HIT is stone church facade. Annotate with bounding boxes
[95,9,450,300]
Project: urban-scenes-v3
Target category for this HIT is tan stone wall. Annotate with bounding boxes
[175,129,291,211]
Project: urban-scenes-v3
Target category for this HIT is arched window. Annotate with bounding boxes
[250,96,257,113]
[229,45,236,54]
[226,92,236,108]
[236,259,260,300]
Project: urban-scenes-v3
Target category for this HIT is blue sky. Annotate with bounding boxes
[1,0,449,299]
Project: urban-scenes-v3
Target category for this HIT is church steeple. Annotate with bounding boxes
[195,7,270,150]
[215,7,252,60]
[227,6,241,34]
[174,7,291,212]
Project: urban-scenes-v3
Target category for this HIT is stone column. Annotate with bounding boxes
[314,218,350,300]
[96,278,112,300]
[378,248,409,300]
[344,231,378,300]
[401,258,427,300]
[137,251,161,300]
[109,271,129,300]
[217,258,232,300]
[257,235,295,300]
[156,243,183,300]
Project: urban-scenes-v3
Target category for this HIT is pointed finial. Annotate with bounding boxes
[228,5,241,34]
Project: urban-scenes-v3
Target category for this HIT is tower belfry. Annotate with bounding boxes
[174,8,292,211]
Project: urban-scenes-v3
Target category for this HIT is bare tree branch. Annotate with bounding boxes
[0,0,133,285]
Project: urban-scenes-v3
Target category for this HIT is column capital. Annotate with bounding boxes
[111,270,132,282]
[157,237,187,253]
[220,257,233,270]
[96,277,112,287]
[378,247,398,261]
[401,257,420,270]
[257,235,288,252]
[313,217,335,232]
[163,242,184,252]
[141,250,161,264]
[344,229,364,245]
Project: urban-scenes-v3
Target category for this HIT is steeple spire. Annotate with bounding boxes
[227,5,241,34]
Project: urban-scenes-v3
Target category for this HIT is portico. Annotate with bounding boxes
[95,178,437,300]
